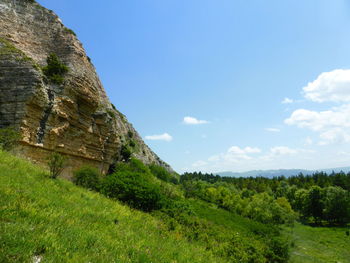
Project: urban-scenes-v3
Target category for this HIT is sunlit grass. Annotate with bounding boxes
[287,223,350,263]
[0,150,222,263]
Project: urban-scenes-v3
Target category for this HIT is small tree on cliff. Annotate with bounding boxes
[42,53,68,85]
[47,152,66,179]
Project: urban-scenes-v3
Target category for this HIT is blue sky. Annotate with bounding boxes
[37,0,350,173]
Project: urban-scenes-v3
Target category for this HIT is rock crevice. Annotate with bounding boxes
[0,0,172,177]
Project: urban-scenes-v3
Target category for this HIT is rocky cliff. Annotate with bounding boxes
[0,0,171,177]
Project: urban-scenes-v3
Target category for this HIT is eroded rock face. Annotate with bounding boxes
[0,0,171,177]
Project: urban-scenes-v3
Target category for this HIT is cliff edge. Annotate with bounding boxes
[0,0,171,176]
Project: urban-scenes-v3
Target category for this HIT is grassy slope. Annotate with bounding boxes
[187,194,350,263]
[188,199,270,235]
[0,151,223,263]
[287,223,350,263]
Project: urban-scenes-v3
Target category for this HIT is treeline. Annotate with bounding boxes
[181,171,350,191]
[181,172,350,225]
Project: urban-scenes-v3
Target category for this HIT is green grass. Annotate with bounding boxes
[0,38,33,63]
[187,198,272,235]
[178,199,286,263]
[0,150,222,263]
[287,223,350,263]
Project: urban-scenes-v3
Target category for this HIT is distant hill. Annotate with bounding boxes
[217,166,350,178]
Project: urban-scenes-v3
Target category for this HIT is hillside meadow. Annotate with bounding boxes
[1,150,349,262]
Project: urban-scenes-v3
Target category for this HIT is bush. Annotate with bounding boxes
[47,152,66,179]
[120,145,132,161]
[266,237,290,263]
[100,170,164,212]
[149,164,179,184]
[0,127,20,151]
[73,166,101,191]
[42,53,68,85]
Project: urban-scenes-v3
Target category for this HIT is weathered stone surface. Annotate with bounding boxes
[0,0,172,177]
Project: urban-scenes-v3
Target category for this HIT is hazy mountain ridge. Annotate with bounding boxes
[217,166,350,178]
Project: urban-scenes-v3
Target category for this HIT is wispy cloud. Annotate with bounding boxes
[192,160,207,168]
[282,97,294,104]
[183,116,209,125]
[270,146,298,155]
[265,128,280,132]
[145,133,173,142]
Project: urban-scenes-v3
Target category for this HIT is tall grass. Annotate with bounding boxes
[0,150,222,263]
[287,223,350,263]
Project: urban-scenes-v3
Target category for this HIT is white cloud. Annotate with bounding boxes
[228,146,261,154]
[282,97,294,104]
[319,128,350,145]
[183,116,209,125]
[304,137,313,146]
[208,155,220,162]
[265,128,280,132]
[213,146,262,162]
[285,69,350,145]
[145,133,173,142]
[285,104,350,144]
[270,146,298,155]
[285,104,350,131]
[303,69,350,103]
[185,145,317,173]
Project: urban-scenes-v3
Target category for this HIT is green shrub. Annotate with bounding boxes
[100,170,164,212]
[47,152,66,179]
[129,139,136,148]
[120,145,132,161]
[42,53,68,85]
[63,27,76,36]
[117,158,152,175]
[73,166,101,191]
[100,160,165,212]
[149,164,179,184]
[266,236,290,263]
[0,127,20,151]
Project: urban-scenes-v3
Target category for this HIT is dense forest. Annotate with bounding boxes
[181,171,350,225]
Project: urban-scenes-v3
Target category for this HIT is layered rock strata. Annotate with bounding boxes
[0,0,171,177]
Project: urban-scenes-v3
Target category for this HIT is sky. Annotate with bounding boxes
[37,0,350,173]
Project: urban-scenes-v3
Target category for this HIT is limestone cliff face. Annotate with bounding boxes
[0,0,171,177]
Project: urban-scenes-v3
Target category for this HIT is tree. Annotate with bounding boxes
[322,186,350,225]
[42,53,68,85]
[307,186,324,224]
[47,152,66,179]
